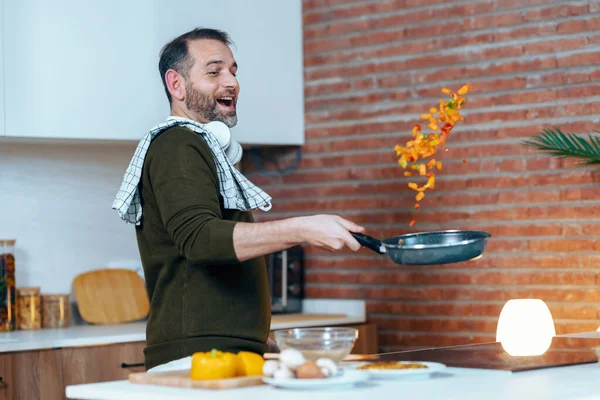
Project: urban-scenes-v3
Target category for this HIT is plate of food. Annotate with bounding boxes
[262,348,369,390]
[354,361,446,380]
[262,369,368,390]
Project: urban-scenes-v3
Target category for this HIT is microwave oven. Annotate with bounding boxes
[266,245,304,314]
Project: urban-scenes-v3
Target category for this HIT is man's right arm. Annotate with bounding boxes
[232,214,365,262]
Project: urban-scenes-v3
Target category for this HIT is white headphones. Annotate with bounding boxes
[205,121,243,166]
[165,117,243,165]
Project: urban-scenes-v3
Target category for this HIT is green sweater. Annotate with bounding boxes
[135,126,271,370]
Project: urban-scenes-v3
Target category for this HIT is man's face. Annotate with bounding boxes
[184,39,239,128]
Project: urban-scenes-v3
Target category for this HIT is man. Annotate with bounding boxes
[113,27,365,372]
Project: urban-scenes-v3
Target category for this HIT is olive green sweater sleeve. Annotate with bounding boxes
[143,127,239,264]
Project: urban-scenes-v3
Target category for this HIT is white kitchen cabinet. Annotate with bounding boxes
[3,0,165,142]
[2,0,304,145]
[0,0,5,137]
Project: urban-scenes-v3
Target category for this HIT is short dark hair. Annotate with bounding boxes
[158,27,234,103]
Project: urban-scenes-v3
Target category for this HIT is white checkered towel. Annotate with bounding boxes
[112,116,272,225]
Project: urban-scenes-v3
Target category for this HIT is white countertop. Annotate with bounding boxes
[65,362,600,400]
[559,330,600,339]
[0,299,365,353]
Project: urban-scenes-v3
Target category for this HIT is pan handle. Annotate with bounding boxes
[351,232,386,254]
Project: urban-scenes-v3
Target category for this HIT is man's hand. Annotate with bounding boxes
[296,214,365,252]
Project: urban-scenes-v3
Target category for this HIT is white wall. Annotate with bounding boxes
[3,0,304,145]
[0,141,142,294]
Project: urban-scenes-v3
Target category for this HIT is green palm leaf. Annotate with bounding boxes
[522,128,600,165]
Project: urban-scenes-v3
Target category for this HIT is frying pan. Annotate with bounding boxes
[351,230,491,266]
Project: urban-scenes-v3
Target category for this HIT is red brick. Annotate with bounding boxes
[306,47,571,82]
[493,0,556,9]
[306,271,598,286]
[523,37,590,55]
[302,254,600,271]
[557,51,600,68]
[305,93,390,112]
[305,286,600,303]
[304,24,562,68]
[251,170,598,202]
[304,13,596,56]
[304,1,495,39]
[470,12,524,30]
[529,239,599,252]
[378,332,495,348]
[305,84,600,124]
[451,120,599,145]
[306,8,432,38]
[524,3,590,20]
[270,184,593,215]
[250,149,561,187]
[379,333,493,348]
[556,16,600,35]
[555,322,600,336]
[307,72,600,111]
[303,0,432,27]
[300,254,600,274]
[370,316,498,333]
[302,0,366,12]
[367,302,600,322]
[367,301,505,318]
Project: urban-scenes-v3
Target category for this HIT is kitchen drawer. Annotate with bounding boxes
[61,341,146,387]
[0,349,63,400]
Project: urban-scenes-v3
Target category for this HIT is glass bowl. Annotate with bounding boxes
[273,327,359,363]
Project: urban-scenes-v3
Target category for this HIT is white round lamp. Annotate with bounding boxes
[496,299,556,356]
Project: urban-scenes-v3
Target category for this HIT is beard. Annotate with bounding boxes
[185,83,238,128]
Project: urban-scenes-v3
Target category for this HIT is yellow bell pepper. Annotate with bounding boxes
[190,349,237,380]
[236,351,265,376]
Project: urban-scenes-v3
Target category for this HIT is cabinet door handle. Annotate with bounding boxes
[0,376,7,389]
[120,362,144,369]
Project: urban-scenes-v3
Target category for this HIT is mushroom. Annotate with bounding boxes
[316,358,338,377]
[262,360,280,377]
[279,348,306,370]
[273,365,295,379]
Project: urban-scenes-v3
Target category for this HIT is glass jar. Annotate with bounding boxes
[16,286,41,330]
[41,294,71,328]
[0,239,17,332]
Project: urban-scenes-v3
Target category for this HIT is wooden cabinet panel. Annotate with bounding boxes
[0,353,15,400]
[37,350,65,399]
[61,341,145,387]
[0,342,144,400]
[0,349,63,400]
[350,323,378,354]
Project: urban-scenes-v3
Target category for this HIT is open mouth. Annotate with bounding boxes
[216,96,235,108]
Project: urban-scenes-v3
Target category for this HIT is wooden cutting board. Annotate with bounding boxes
[72,268,149,324]
[129,370,264,390]
[270,313,348,323]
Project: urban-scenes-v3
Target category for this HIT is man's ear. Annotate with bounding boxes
[165,69,185,101]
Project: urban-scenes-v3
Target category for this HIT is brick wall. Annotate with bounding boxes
[243,0,600,351]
